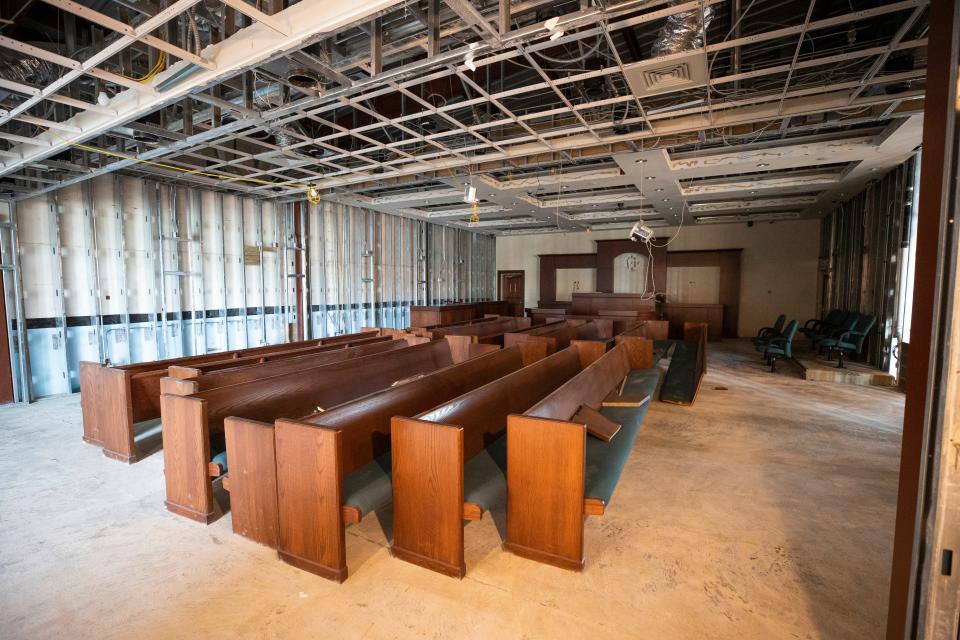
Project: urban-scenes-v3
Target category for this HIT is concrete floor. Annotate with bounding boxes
[0,340,904,639]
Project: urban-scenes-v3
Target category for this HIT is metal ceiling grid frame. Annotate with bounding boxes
[0,0,929,234]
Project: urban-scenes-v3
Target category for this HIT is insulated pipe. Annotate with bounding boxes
[650,0,715,57]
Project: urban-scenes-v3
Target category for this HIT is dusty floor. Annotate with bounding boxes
[0,340,904,640]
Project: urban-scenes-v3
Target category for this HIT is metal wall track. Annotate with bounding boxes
[2,175,493,400]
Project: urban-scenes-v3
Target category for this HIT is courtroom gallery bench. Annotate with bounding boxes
[159,338,401,397]
[79,329,383,462]
[220,342,547,581]
[504,338,660,570]
[502,319,614,355]
[159,338,461,524]
[389,339,632,578]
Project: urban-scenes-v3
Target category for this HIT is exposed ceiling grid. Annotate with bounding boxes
[0,0,928,233]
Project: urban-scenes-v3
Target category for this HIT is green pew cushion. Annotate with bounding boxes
[212,451,228,474]
[584,368,660,506]
[660,341,699,404]
[463,434,507,513]
[342,454,392,518]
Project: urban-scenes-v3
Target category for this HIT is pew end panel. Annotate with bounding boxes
[160,376,199,396]
[504,414,586,571]
[390,417,466,579]
[516,340,549,366]
[79,361,109,446]
[161,393,217,523]
[570,339,608,368]
[224,417,279,548]
[504,333,557,356]
[614,336,655,370]
[274,419,347,582]
[95,367,138,463]
[169,365,202,380]
[443,334,478,363]
[467,342,500,360]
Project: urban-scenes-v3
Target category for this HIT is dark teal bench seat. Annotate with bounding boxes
[584,368,659,509]
[342,454,393,521]
[506,340,661,571]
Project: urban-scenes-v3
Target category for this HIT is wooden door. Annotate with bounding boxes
[498,271,525,317]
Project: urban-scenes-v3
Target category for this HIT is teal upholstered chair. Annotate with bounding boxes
[800,309,842,341]
[819,314,876,368]
[756,319,798,373]
[752,314,786,348]
[812,311,859,351]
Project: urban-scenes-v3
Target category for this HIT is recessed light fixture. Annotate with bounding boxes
[635,159,647,164]
[662,198,669,202]
[655,188,664,192]
[749,190,756,194]
[645,176,656,180]
[757,163,770,168]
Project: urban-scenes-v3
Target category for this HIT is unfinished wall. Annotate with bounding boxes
[496,220,821,337]
[819,156,919,371]
[3,177,494,400]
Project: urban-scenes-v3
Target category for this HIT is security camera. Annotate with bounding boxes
[629,221,653,243]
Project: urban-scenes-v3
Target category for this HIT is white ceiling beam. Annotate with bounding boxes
[443,0,501,44]
[0,35,80,70]
[38,0,217,69]
[0,78,40,97]
[220,0,290,36]
[0,0,203,131]
[0,0,404,177]
[12,115,82,133]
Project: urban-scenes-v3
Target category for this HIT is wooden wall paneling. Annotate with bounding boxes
[666,250,741,337]
[594,239,666,294]
[537,253,597,304]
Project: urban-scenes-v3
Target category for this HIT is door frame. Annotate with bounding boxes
[497,270,525,316]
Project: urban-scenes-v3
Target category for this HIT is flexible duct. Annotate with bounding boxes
[0,49,56,86]
[650,1,715,57]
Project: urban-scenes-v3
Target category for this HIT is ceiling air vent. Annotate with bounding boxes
[623,52,708,98]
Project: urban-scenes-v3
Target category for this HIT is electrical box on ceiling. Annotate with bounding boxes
[622,51,709,98]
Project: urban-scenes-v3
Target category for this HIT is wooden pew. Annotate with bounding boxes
[79,329,381,462]
[617,319,670,341]
[504,337,659,570]
[389,342,609,578]
[430,316,531,341]
[503,319,614,355]
[405,315,503,338]
[437,317,556,362]
[160,339,461,524]
[659,322,708,406]
[230,342,547,580]
[159,339,403,396]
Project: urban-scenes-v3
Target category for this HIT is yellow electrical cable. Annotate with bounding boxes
[120,51,166,83]
[43,127,318,196]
